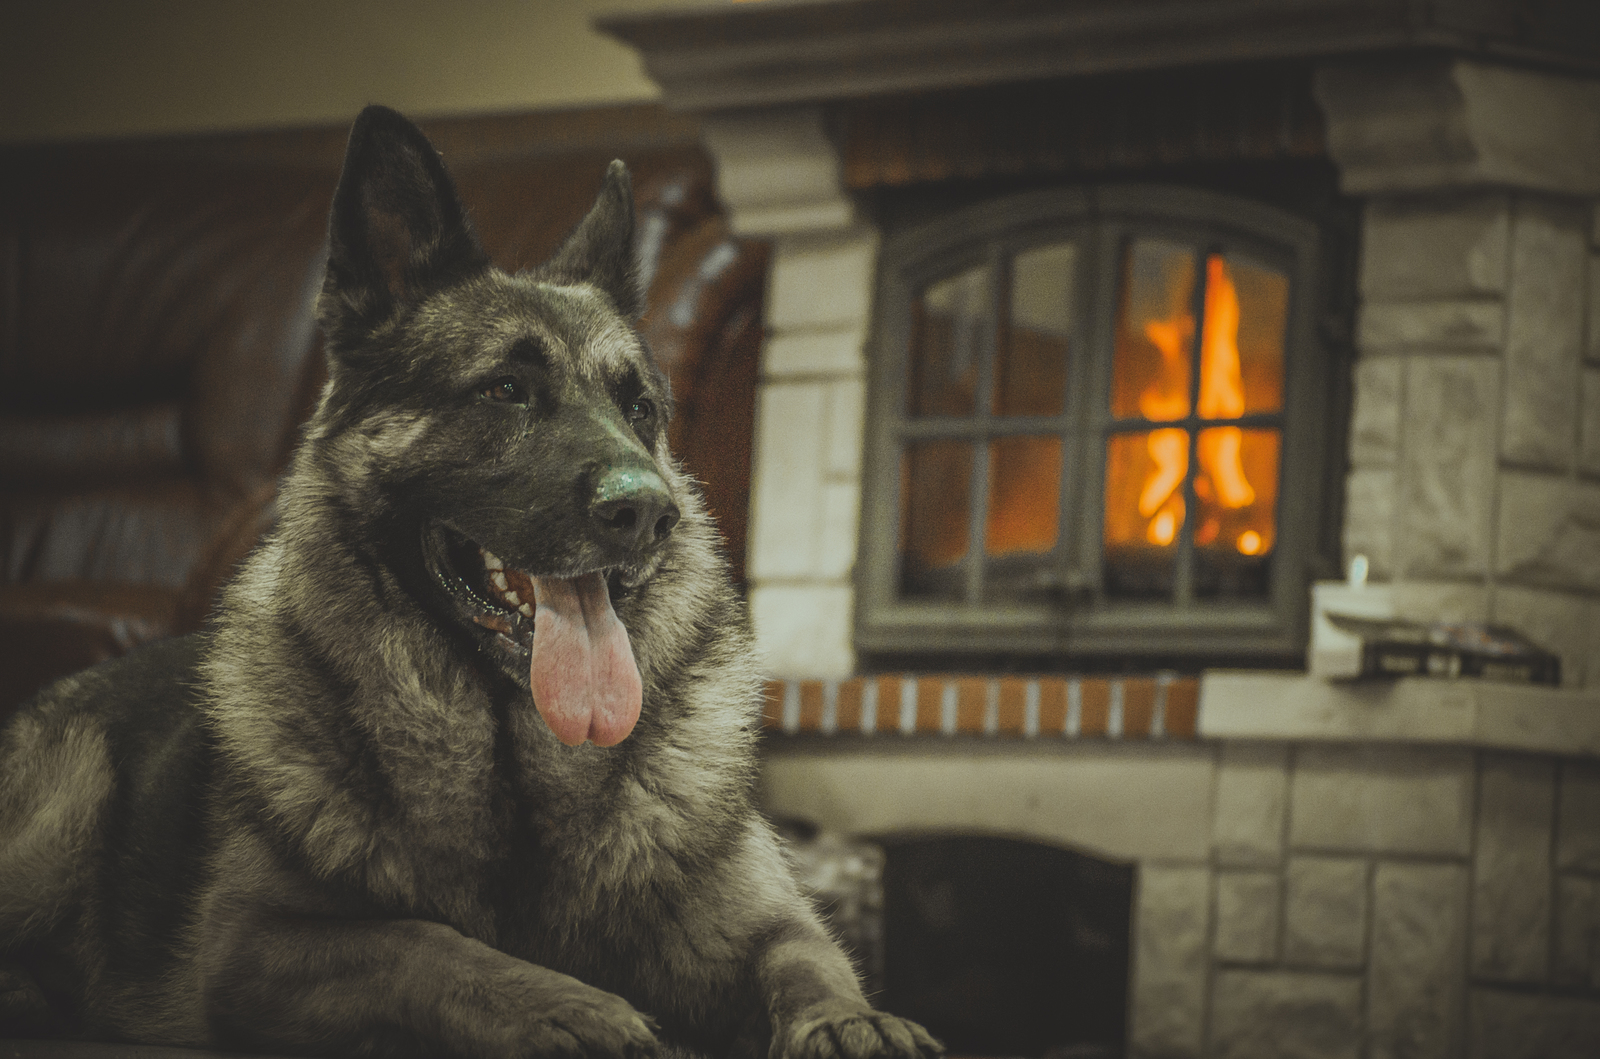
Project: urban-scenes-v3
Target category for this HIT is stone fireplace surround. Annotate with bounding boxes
[602,2,1600,1055]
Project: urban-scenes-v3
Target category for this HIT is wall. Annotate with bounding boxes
[0,0,701,143]
[1317,59,1600,691]
[762,737,1600,1058]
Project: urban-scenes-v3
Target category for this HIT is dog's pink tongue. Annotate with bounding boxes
[529,573,641,747]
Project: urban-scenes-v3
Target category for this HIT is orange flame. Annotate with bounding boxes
[1126,255,1258,552]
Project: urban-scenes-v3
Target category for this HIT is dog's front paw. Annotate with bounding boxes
[517,982,659,1059]
[777,1004,943,1059]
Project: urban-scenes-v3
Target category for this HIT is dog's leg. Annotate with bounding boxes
[719,826,941,1059]
[753,918,942,1059]
[198,917,657,1059]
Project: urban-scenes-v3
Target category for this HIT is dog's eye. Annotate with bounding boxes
[480,378,524,404]
[625,399,654,423]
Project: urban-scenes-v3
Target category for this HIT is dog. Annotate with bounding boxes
[0,105,942,1059]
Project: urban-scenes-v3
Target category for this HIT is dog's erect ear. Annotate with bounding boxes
[322,105,489,337]
[543,161,642,320]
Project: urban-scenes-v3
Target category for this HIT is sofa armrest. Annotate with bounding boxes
[174,481,280,632]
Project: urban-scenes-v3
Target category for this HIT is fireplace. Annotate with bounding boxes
[785,824,1134,1058]
[601,0,1600,1054]
[855,174,1341,663]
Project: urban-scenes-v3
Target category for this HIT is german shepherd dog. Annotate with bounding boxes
[0,106,941,1059]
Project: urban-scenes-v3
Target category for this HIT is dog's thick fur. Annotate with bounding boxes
[0,106,940,1059]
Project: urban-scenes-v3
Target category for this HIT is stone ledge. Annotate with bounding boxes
[1200,671,1600,757]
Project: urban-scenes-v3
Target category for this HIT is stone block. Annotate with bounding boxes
[1491,586,1592,688]
[1590,604,1600,691]
[700,108,854,237]
[1360,194,1510,300]
[1502,199,1587,469]
[1284,857,1368,970]
[1469,988,1600,1059]
[1495,473,1600,595]
[748,582,854,678]
[1215,871,1281,964]
[1471,755,1555,982]
[1129,864,1210,1059]
[1588,256,1600,364]
[1208,970,1362,1059]
[1357,300,1503,354]
[766,231,878,332]
[1315,59,1600,196]
[1369,863,1468,1059]
[1581,368,1600,475]
[1390,581,1489,624]
[764,327,867,378]
[1558,761,1600,872]
[761,744,1217,862]
[825,377,865,479]
[1348,356,1402,467]
[1341,468,1394,580]
[815,480,860,579]
[1554,874,1600,988]
[748,382,828,580]
[1212,743,1288,867]
[1396,356,1499,579]
[1289,745,1474,856]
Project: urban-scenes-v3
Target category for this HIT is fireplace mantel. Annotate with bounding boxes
[1200,672,1600,757]
[598,5,1600,1050]
[599,0,1600,112]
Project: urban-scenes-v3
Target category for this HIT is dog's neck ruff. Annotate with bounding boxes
[480,549,641,746]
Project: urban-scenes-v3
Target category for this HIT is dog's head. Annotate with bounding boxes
[312,105,684,748]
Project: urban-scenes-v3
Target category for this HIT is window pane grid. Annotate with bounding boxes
[861,185,1328,660]
[898,240,1079,605]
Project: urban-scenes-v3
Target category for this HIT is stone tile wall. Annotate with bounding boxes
[701,106,877,678]
[1343,193,1600,687]
[1128,747,1600,1059]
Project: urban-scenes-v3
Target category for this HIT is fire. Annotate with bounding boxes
[1129,254,1259,553]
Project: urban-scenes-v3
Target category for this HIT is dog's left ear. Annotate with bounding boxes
[322,105,490,341]
[544,161,642,321]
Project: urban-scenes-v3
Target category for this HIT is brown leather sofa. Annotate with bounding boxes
[0,106,765,722]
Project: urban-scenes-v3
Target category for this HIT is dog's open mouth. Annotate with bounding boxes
[425,524,642,747]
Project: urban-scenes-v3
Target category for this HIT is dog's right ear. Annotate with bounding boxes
[321,105,489,343]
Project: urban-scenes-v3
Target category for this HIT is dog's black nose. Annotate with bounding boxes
[591,465,679,552]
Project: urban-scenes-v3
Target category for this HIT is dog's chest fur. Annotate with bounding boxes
[228,636,748,997]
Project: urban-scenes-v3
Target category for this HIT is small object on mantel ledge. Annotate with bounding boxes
[1309,555,1561,686]
[1322,613,1561,686]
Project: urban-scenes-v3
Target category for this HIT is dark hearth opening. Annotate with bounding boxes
[879,834,1132,1058]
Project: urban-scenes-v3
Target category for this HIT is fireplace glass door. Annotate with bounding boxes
[861,186,1332,660]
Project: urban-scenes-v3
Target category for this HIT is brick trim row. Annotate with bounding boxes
[760,674,1199,739]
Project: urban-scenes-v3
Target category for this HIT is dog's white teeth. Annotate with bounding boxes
[482,550,504,571]
[504,589,521,606]
[490,571,509,591]
[519,602,534,618]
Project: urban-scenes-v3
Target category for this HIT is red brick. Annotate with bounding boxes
[797,681,825,733]
[1164,678,1200,738]
[1079,679,1111,737]
[996,677,1029,735]
[1038,678,1068,735]
[874,675,906,733]
[954,677,989,733]
[835,678,864,733]
[1122,677,1158,738]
